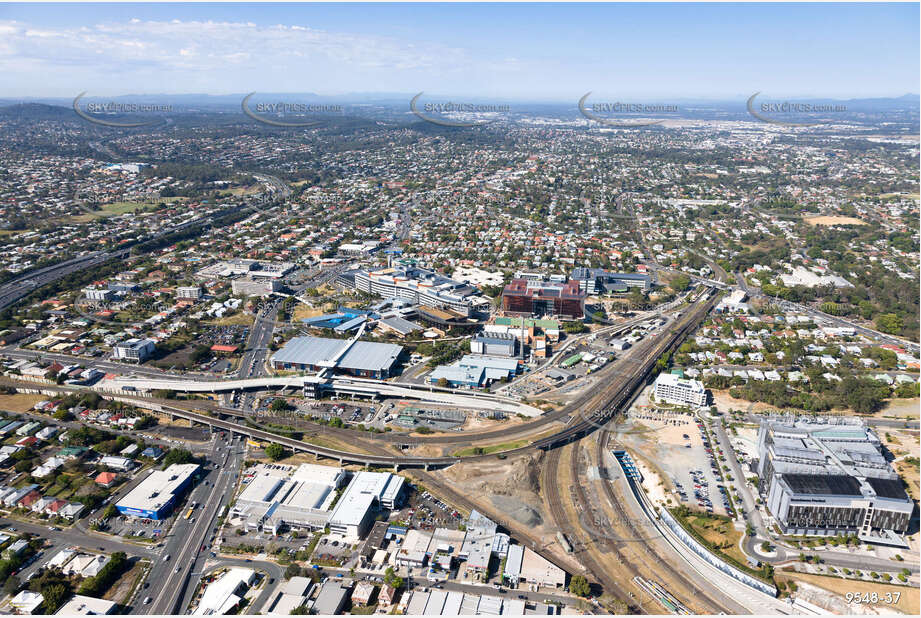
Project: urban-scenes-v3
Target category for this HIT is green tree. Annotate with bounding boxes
[2,575,20,596]
[875,313,904,335]
[670,274,691,293]
[265,443,287,461]
[40,584,71,613]
[162,448,194,468]
[569,575,591,597]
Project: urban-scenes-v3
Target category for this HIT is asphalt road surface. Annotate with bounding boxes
[139,432,244,615]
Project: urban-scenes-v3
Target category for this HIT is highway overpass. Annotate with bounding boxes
[111,396,459,469]
[98,373,544,416]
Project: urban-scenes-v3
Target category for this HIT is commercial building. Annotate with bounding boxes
[395,529,432,568]
[112,338,155,362]
[716,288,749,313]
[198,258,294,279]
[458,510,508,575]
[401,590,555,616]
[231,277,282,297]
[267,577,314,615]
[501,278,586,319]
[83,287,114,302]
[231,463,346,534]
[55,595,117,615]
[192,568,256,615]
[428,354,521,388]
[757,418,913,542]
[347,266,482,317]
[311,581,350,615]
[503,544,566,588]
[270,336,403,378]
[571,267,652,293]
[470,332,517,357]
[327,471,405,540]
[653,372,707,407]
[115,463,199,520]
[339,241,379,256]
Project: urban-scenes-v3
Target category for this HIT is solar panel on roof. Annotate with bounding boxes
[866,477,909,500]
[782,473,862,496]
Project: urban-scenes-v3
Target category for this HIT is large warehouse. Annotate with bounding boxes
[270,336,404,378]
[757,418,913,543]
[232,463,346,534]
[115,463,200,520]
[328,471,405,540]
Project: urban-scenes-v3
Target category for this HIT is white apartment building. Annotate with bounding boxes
[654,372,707,407]
[176,286,203,300]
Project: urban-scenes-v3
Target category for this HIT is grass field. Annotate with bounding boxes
[69,197,186,222]
[453,438,531,457]
[208,312,255,327]
[804,215,867,227]
[292,304,325,321]
[103,560,149,603]
[0,393,45,413]
[778,571,918,615]
[681,511,748,565]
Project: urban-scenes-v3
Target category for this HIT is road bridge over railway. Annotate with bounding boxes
[98,374,543,416]
[5,296,718,469]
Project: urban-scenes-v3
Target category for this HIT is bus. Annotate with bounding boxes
[184,507,194,520]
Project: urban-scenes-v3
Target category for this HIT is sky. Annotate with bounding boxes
[0,2,918,101]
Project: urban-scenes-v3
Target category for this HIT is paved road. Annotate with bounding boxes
[0,252,119,312]
[0,516,159,560]
[711,417,764,532]
[236,300,279,412]
[140,432,244,614]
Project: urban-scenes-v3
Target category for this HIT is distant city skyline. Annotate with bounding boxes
[0,2,918,100]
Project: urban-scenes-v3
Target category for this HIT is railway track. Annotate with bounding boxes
[532,295,715,450]
[595,429,731,614]
[557,443,644,613]
[537,295,727,614]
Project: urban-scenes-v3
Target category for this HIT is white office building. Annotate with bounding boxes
[349,266,480,317]
[112,338,156,362]
[653,373,707,407]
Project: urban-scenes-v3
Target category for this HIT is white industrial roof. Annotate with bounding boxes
[329,471,398,527]
[116,463,199,512]
[54,595,117,615]
[271,336,402,373]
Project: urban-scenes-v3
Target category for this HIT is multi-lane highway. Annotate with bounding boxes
[0,251,124,312]
[140,432,244,615]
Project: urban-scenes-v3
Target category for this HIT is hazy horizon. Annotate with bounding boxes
[0,2,917,99]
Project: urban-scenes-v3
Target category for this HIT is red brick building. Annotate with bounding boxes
[501,278,586,319]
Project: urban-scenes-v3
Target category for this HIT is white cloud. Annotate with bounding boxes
[0,18,488,95]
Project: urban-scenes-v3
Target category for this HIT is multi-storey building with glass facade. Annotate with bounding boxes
[757,418,912,543]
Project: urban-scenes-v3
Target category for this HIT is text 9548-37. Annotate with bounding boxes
[846,591,900,605]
